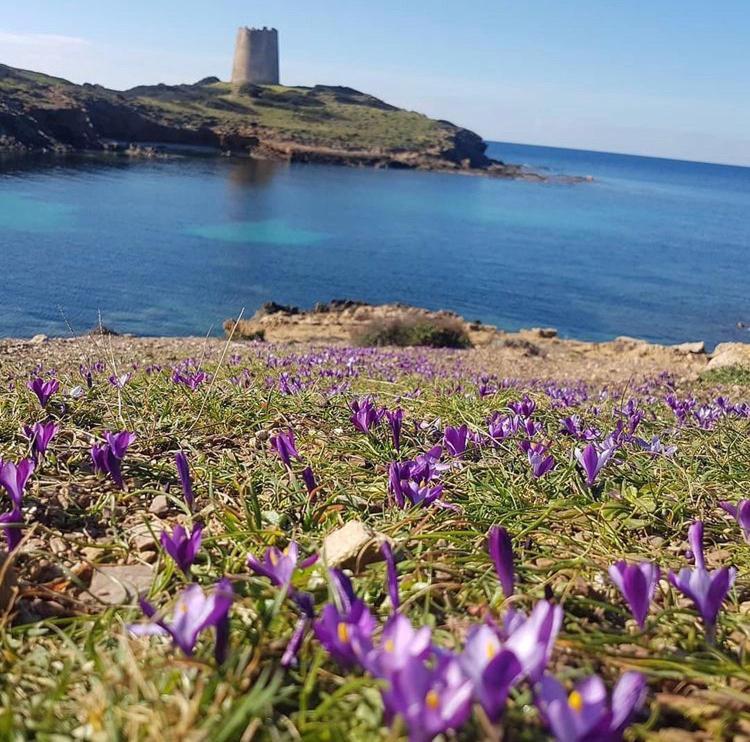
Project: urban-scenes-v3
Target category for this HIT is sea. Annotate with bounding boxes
[0,141,747,347]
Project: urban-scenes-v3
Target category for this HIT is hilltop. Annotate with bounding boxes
[0,63,538,177]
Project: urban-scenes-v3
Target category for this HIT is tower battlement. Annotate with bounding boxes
[231,27,280,86]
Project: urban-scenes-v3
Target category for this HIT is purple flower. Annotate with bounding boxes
[381,540,400,610]
[91,431,134,489]
[575,443,614,487]
[458,624,522,721]
[636,435,677,457]
[105,430,136,459]
[108,373,132,389]
[509,395,536,417]
[313,569,376,668]
[129,578,233,662]
[719,500,750,543]
[668,521,736,636]
[381,652,473,742]
[443,425,469,457]
[608,561,660,628]
[537,671,647,742]
[27,377,59,408]
[560,415,599,441]
[504,600,563,683]
[488,525,514,598]
[0,458,35,507]
[385,408,404,450]
[0,505,23,551]
[175,451,194,510]
[270,429,300,467]
[247,541,300,589]
[349,397,385,434]
[160,523,203,575]
[528,443,556,479]
[487,412,519,443]
[23,421,59,461]
[301,466,317,497]
[364,612,432,678]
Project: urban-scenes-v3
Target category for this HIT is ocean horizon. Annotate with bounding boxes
[0,140,748,348]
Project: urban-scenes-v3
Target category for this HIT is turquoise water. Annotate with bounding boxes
[0,143,747,345]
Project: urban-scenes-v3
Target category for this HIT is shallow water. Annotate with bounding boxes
[0,143,747,346]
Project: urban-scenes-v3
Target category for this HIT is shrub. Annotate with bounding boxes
[352,316,472,349]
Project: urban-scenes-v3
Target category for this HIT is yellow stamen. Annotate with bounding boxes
[384,639,395,652]
[425,690,440,710]
[568,690,583,713]
[486,642,497,660]
[337,622,350,644]
[270,551,279,565]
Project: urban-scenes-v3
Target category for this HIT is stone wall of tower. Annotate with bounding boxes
[231,27,280,86]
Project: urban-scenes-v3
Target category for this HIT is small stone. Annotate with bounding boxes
[321,520,385,571]
[149,495,169,516]
[671,341,705,355]
[30,334,48,345]
[49,537,68,555]
[81,546,105,563]
[88,564,154,605]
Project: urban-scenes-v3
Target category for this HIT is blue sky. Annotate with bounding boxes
[2,1,749,165]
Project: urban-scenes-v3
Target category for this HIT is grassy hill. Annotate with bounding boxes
[0,64,507,172]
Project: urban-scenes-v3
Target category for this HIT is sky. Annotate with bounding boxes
[2,1,749,166]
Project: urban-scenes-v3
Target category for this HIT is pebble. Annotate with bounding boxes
[148,495,169,516]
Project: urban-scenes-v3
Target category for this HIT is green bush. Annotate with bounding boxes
[353,317,472,349]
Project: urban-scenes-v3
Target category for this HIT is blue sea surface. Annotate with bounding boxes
[0,142,747,346]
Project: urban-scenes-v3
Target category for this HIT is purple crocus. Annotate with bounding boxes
[349,398,385,434]
[443,425,469,457]
[160,523,203,575]
[129,578,233,662]
[27,377,59,408]
[105,431,136,460]
[509,395,536,417]
[364,612,432,679]
[381,652,473,742]
[528,443,556,479]
[385,408,404,450]
[270,429,300,467]
[719,500,750,543]
[504,600,563,683]
[247,541,300,589]
[575,443,614,487]
[0,458,35,507]
[0,505,23,551]
[301,466,317,497]
[175,451,195,510]
[314,569,376,668]
[487,412,519,443]
[608,561,660,629]
[90,431,135,489]
[23,421,59,461]
[488,525,514,598]
[381,540,400,610]
[536,671,647,742]
[668,521,736,637]
[459,624,522,721]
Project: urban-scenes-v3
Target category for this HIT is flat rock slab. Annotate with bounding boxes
[88,564,154,605]
[321,520,385,571]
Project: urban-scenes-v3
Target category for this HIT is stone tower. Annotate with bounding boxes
[231,27,280,86]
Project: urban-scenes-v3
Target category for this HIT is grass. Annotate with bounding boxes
[0,340,749,739]
[0,64,453,154]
